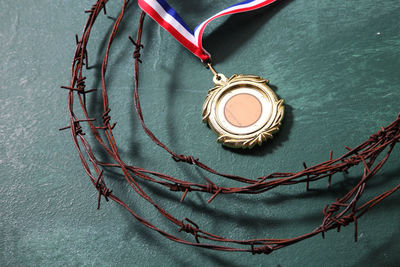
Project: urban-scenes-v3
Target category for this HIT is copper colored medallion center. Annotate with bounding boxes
[224,93,262,127]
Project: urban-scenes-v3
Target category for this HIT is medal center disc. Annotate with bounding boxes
[224,93,262,127]
[215,86,274,136]
[203,75,284,148]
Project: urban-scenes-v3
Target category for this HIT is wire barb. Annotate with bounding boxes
[95,170,112,210]
[129,35,144,63]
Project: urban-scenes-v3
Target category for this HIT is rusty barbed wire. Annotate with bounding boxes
[60,0,400,254]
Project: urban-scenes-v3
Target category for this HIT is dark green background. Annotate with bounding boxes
[1,0,400,266]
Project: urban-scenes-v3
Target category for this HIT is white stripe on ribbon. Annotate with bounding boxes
[144,0,197,45]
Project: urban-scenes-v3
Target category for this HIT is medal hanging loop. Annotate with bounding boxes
[207,63,227,85]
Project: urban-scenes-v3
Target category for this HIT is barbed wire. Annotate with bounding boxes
[60,0,400,254]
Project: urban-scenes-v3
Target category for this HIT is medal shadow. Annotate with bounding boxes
[203,0,294,64]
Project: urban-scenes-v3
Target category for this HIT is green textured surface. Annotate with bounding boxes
[1,0,400,266]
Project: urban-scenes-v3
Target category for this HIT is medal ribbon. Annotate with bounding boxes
[138,0,278,62]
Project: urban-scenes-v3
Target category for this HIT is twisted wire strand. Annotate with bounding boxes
[61,0,400,254]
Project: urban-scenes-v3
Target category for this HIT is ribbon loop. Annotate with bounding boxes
[138,0,278,62]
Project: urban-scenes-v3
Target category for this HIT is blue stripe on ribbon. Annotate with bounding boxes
[229,0,257,9]
[156,0,194,34]
[156,0,261,35]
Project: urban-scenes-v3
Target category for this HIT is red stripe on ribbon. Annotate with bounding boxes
[138,0,210,61]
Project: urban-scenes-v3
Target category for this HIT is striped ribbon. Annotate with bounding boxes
[138,0,278,62]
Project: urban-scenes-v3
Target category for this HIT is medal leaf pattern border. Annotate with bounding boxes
[202,74,284,149]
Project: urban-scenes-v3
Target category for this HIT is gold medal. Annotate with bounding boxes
[202,64,284,149]
[137,0,284,149]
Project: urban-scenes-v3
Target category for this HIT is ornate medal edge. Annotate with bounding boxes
[202,75,284,149]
